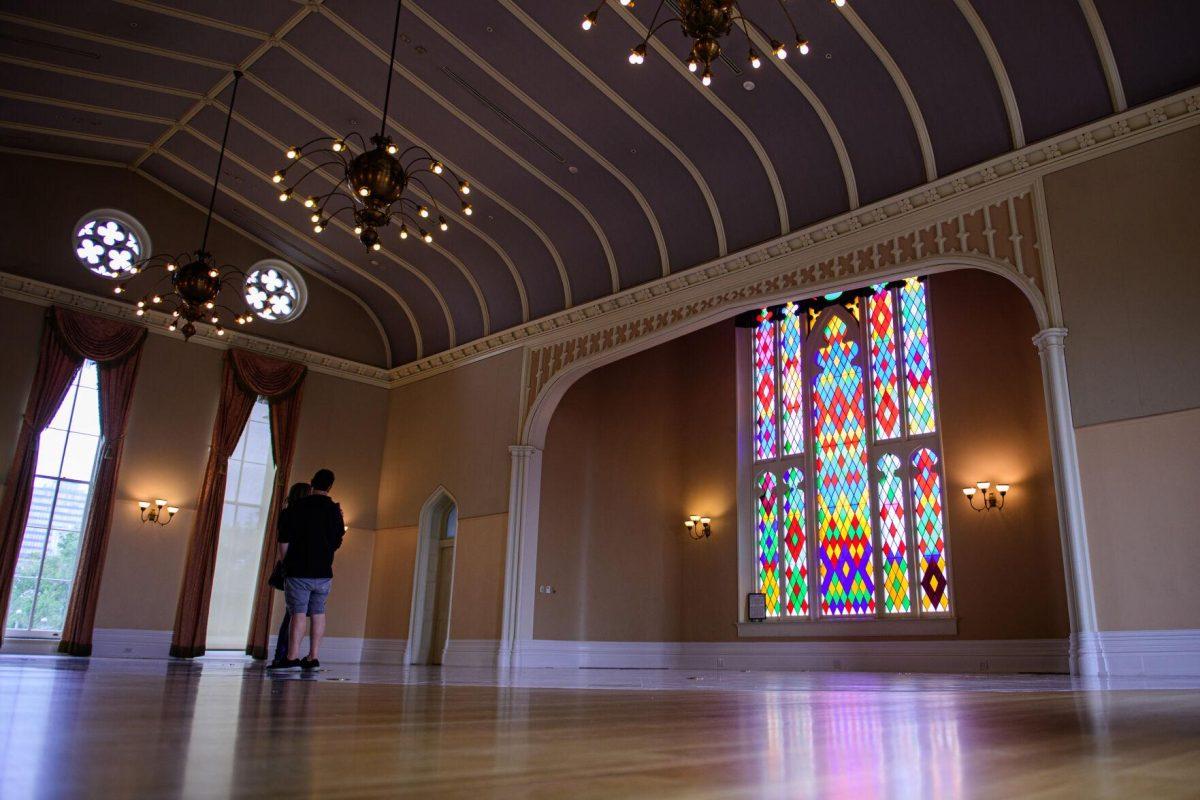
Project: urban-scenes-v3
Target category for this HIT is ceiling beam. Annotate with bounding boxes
[0,144,126,169]
[497,0,727,257]
[952,0,1025,149]
[839,5,938,182]
[1076,0,1127,113]
[0,120,146,148]
[109,0,271,40]
[0,54,202,99]
[0,89,174,125]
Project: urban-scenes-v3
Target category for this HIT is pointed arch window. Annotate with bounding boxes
[747,277,951,623]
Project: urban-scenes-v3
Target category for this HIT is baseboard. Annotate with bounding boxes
[360,638,408,665]
[1,636,62,656]
[1080,629,1200,677]
[267,634,364,664]
[443,639,500,668]
[92,628,173,659]
[514,638,1069,674]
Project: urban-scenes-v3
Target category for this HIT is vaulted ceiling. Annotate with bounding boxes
[2,0,1197,366]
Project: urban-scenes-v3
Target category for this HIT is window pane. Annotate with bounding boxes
[878,453,911,614]
[753,314,777,461]
[26,478,56,530]
[46,388,76,432]
[781,467,808,616]
[60,434,99,482]
[868,286,902,441]
[912,447,950,612]
[755,472,780,618]
[237,462,267,505]
[49,481,89,533]
[70,387,101,436]
[242,421,271,466]
[40,529,83,582]
[78,361,98,389]
[30,579,71,632]
[233,503,262,533]
[6,576,37,630]
[35,429,67,477]
[14,533,46,578]
[812,313,874,617]
[901,278,936,435]
[780,303,804,456]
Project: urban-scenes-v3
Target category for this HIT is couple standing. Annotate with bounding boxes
[268,468,345,670]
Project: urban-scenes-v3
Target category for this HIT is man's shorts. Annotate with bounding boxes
[285,577,332,615]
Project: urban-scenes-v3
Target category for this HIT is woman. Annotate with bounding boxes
[269,482,311,668]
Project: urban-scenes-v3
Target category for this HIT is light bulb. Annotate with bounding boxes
[136,300,145,308]
[216,327,225,336]
[976,481,990,491]
[421,229,432,243]
[358,186,370,197]
[399,225,409,239]
[172,310,180,318]
[701,68,712,86]
[152,295,162,304]
[332,140,344,152]
[211,315,219,324]
[310,213,320,223]
[581,12,596,30]
[313,223,323,233]
[372,242,381,251]
[963,487,976,497]
[432,161,443,174]
[205,301,214,309]
[208,268,219,278]
[418,206,429,218]
[386,143,398,155]
[619,0,632,5]
[688,58,698,73]
[304,197,315,208]
[285,147,298,159]
[135,308,144,317]
[797,38,810,55]
[997,484,1010,494]
[113,286,123,295]
[279,189,292,202]
[168,322,176,331]
[833,0,846,7]
[272,172,283,184]
[462,202,473,216]
[749,52,761,69]
[439,217,448,231]
[166,263,175,271]
[459,181,470,195]
[354,225,363,235]
[773,40,788,60]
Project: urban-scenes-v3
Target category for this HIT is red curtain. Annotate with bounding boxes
[0,307,145,649]
[170,349,305,658]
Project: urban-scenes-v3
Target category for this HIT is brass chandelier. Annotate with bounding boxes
[111,70,256,340]
[583,0,847,86]
[272,0,473,253]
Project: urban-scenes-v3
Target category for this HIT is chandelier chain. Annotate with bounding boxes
[201,69,242,254]
[379,0,404,139]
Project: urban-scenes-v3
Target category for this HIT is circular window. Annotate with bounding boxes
[72,209,151,279]
[243,260,307,323]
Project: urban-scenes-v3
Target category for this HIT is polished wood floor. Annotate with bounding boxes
[1,656,1199,799]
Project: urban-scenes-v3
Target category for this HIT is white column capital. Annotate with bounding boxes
[1032,326,1069,351]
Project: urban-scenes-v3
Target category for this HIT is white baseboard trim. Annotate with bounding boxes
[267,634,364,664]
[514,638,1069,674]
[443,639,500,668]
[92,628,173,659]
[1079,629,1200,677]
[360,638,408,665]
[1,636,62,656]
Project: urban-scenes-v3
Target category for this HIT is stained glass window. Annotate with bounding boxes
[877,454,910,614]
[868,285,901,441]
[901,278,935,435]
[753,313,777,462]
[745,276,950,624]
[781,467,808,616]
[779,303,804,456]
[812,314,874,617]
[911,447,949,612]
[756,471,780,617]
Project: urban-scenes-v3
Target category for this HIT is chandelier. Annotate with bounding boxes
[583,0,846,86]
[272,0,473,252]
[110,70,256,340]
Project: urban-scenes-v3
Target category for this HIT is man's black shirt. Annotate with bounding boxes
[278,494,345,579]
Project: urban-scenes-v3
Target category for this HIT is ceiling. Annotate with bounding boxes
[1,0,1197,367]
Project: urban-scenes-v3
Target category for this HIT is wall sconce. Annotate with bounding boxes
[684,515,712,540]
[963,482,1009,512]
[139,499,178,526]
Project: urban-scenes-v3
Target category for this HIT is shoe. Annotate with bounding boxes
[300,657,320,670]
[267,658,302,670]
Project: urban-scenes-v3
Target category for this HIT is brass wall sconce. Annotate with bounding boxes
[963,482,1009,512]
[684,515,712,540]
[139,499,178,526]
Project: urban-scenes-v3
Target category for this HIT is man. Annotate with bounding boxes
[274,468,344,670]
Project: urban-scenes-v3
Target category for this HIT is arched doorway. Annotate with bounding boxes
[406,489,458,665]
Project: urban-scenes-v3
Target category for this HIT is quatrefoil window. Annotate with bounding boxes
[73,210,150,279]
[243,260,307,323]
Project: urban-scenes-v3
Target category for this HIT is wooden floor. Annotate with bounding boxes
[1,656,1199,799]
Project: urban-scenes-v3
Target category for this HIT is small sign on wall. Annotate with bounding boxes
[746,592,767,622]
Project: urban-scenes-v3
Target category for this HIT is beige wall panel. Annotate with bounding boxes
[0,154,386,366]
[364,526,418,640]
[1042,127,1200,427]
[323,528,374,639]
[377,349,523,527]
[1076,407,1200,632]
[534,270,1069,643]
[449,514,508,640]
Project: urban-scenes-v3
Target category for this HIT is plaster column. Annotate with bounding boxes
[498,444,542,669]
[1032,327,1104,676]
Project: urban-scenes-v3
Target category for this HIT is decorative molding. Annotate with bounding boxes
[360,638,409,665]
[1079,630,1200,677]
[0,272,394,387]
[443,639,501,668]
[1077,0,1127,113]
[952,0,1024,148]
[514,638,1069,674]
[386,86,1200,389]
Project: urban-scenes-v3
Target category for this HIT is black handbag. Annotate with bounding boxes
[268,560,287,591]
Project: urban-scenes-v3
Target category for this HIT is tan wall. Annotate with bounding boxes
[0,297,387,641]
[534,270,1069,642]
[364,526,418,641]
[0,153,387,366]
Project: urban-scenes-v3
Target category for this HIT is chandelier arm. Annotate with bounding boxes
[291,161,348,189]
[317,195,356,219]
[292,136,339,157]
[640,0,673,46]
[408,176,443,206]
[379,0,404,139]
[730,13,775,43]
[200,70,242,255]
[771,0,802,39]
[345,131,369,151]
[397,145,427,162]
[324,205,356,222]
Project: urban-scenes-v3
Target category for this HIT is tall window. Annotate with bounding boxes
[206,398,275,650]
[749,277,951,621]
[6,362,101,635]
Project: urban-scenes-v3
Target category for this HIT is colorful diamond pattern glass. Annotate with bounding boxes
[901,278,935,435]
[754,314,777,461]
[780,303,804,456]
[782,467,808,615]
[877,453,910,614]
[756,471,780,617]
[911,447,949,612]
[868,286,902,441]
[812,314,874,616]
